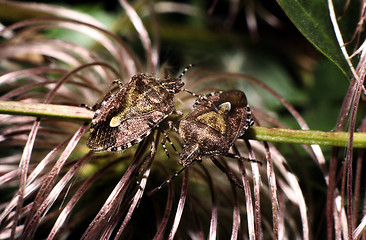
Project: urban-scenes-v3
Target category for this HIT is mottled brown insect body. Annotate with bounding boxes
[179,90,254,166]
[87,72,185,152]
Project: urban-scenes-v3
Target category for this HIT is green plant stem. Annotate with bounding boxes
[0,100,93,121]
[245,127,366,148]
[0,100,365,148]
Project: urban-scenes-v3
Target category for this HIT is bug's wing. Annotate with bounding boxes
[87,111,165,152]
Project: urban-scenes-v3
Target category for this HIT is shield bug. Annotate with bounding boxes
[86,65,192,152]
[152,90,255,192]
[178,90,254,167]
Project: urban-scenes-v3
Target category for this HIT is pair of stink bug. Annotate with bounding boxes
[85,65,254,189]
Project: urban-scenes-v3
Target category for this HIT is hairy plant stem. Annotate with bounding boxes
[1,100,365,148]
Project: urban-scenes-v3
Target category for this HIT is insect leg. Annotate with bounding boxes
[80,103,96,110]
[158,128,179,160]
[224,152,262,165]
[210,156,244,190]
[148,166,188,195]
[112,79,124,88]
[160,131,171,158]
[146,118,156,128]
[81,80,123,111]
[157,114,180,158]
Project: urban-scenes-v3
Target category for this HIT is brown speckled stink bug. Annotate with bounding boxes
[153,90,255,191]
[179,90,254,167]
[86,65,192,152]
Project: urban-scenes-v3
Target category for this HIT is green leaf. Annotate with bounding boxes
[276,0,354,78]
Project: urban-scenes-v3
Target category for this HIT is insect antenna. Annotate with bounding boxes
[182,88,201,98]
[188,91,224,112]
[177,64,204,99]
[177,64,223,113]
[181,89,221,114]
[178,63,194,79]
